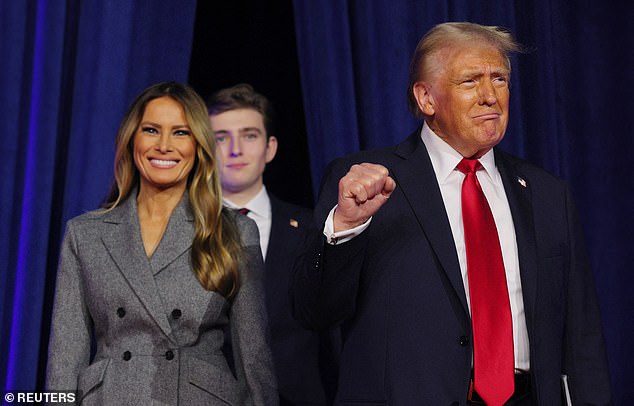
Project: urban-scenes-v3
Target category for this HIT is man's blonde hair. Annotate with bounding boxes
[407,22,522,118]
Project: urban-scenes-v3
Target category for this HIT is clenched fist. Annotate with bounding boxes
[334,163,396,232]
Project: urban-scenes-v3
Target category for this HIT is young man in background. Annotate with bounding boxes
[208,84,335,405]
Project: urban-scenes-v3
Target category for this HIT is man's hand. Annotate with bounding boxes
[334,163,396,232]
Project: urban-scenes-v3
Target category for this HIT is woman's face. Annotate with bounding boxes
[133,96,197,193]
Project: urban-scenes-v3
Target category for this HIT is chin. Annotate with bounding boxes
[479,129,504,144]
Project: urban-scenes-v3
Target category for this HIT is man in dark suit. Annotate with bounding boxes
[292,22,611,405]
[208,84,335,405]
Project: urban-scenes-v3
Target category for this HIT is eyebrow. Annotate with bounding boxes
[239,127,262,133]
[140,121,190,129]
[491,68,510,76]
[459,67,510,78]
[213,127,263,135]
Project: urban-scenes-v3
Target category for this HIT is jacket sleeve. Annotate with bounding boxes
[562,185,613,405]
[291,157,369,331]
[231,216,279,405]
[45,220,92,395]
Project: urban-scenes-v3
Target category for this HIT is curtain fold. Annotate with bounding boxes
[0,0,197,391]
[292,2,361,187]
[293,0,633,403]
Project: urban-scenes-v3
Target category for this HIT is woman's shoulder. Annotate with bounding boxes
[58,209,110,245]
[65,203,129,232]
[225,208,259,247]
[67,208,107,226]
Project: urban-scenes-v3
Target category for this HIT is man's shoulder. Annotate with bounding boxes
[338,132,419,162]
[495,148,568,190]
[326,130,421,174]
[268,193,313,220]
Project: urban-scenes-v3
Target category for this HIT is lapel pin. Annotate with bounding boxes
[289,219,299,228]
[517,177,527,188]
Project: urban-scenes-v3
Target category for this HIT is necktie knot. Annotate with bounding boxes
[237,208,250,215]
[457,158,482,174]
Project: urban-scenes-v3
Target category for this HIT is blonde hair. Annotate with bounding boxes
[407,22,523,117]
[104,82,243,298]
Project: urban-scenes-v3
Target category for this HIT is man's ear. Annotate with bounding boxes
[413,82,435,116]
[265,136,278,163]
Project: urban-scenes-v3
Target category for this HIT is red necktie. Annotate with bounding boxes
[238,208,250,215]
[457,158,514,406]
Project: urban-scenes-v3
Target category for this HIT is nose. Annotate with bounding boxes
[229,137,242,157]
[478,79,497,106]
[156,133,173,153]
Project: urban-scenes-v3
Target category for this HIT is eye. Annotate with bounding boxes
[492,76,509,87]
[244,132,259,141]
[141,126,158,134]
[215,135,227,144]
[174,129,191,137]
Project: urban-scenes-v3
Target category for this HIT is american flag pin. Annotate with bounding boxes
[289,219,299,228]
[517,177,527,188]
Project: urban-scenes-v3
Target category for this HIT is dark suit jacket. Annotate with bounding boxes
[265,194,338,405]
[292,130,612,405]
[46,193,278,405]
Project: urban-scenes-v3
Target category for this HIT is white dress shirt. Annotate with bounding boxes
[324,122,530,370]
[224,186,272,260]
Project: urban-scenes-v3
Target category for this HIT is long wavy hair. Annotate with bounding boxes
[103,82,243,298]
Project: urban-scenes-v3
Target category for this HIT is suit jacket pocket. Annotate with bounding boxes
[188,356,246,405]
[77,358,110,401]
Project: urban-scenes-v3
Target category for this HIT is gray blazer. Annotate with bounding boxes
[46,193,278,405]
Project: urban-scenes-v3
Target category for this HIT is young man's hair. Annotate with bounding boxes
[207,83,275,137]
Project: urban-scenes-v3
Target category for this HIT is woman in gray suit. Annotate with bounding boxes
[46,82,278,405]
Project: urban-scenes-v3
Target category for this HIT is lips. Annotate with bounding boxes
[149,158,179,168]
[226,163,248,170]
[473,112,501,120]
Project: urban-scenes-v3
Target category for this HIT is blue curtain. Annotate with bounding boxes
[0,0,197,392]
[293,0,633,403]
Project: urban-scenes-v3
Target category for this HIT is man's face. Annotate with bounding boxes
[414,43,510,158]
[210,108,277,198]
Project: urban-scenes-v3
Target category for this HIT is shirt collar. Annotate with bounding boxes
[420,122,498,185]
[223,185,271,219]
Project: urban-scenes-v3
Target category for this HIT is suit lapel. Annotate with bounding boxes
[100,195,175,340]
[390,132,469,315]
[265,196,279,264]
[266,195,289,264]
[149,195,194,275]
[387,136,539,331]
[495,150,538,334]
